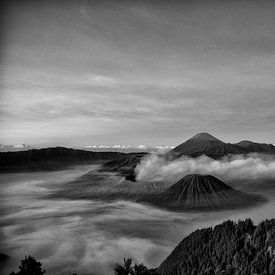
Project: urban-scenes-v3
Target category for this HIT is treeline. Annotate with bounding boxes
[7,218,275,275]
[8,256,154,275]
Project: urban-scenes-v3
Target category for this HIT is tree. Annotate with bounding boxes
[114,258,150,275]
[10,255,45,275]
[133,263,149,274]
[114,258,134,275]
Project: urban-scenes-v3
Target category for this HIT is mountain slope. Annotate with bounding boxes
[101,153,146,179]
[170,133,247,158]
[170,133,275,158]
[236,140,275,154]
[0,147,127,172]
[143,174,264,210]
[157,219,275,275]
[54,169,166,201]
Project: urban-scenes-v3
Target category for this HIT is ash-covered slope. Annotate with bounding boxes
[54,169,166,201]
[170,133,247,158]
[144,174,264,210]
[102,153,145,178]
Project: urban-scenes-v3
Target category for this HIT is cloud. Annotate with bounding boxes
[1,1,275,145]
[86,74,120,87]
[135,153,275,184]
[0,167,179,275]
[2,162,275,275]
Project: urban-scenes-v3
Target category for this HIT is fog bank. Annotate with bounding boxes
[1,162,275,275]
[135,153,275,183]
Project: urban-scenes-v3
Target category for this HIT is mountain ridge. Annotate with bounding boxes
[0,147,129,173]
[235,140,275,154]
[170,133,275,158]
[1,133,275,173]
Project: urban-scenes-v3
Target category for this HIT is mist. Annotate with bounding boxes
[135,153,275,184]
[0,167,185,275]
[1,161,275,275]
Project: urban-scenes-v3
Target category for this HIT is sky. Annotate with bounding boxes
[1,0,275,147]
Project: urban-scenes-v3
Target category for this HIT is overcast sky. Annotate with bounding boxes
[1,0,275,147]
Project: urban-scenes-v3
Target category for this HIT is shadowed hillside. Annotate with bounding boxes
[7,219,275,275]
[157,219,275,275]
[0,147,127,172]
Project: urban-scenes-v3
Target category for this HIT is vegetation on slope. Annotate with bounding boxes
[6,219,275,275]
[9,255,45,275]
[157,218,275,275]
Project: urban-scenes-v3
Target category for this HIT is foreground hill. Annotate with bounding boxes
[6,219,275,275]
[0,147,127,172]
[170,132,275,158]
[142,174,264,210]
[157,218,275,275]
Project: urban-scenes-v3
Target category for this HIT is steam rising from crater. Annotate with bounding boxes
[135,153,275,183]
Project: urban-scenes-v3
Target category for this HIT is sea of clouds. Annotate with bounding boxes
[1,158,275,275]
[135,153,275,183]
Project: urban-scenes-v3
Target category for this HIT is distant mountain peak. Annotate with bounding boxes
[189,133,222,142]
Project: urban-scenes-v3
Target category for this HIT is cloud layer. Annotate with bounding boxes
[1,161,275,275]
[135,153,275,184]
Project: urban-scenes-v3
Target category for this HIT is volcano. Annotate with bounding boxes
[101,153,145,177]
[170,133,275,158]
[170,133,247,158]
[145,174,264,210]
